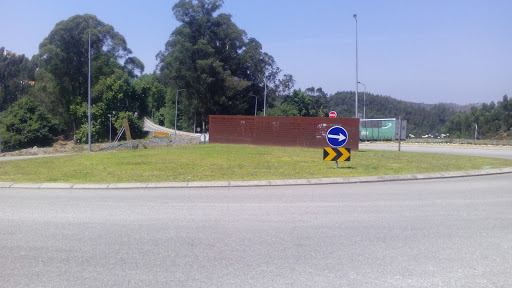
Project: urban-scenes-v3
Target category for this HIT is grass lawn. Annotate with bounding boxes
[1,144,511,183]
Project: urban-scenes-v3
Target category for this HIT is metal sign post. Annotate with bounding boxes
[398,117,402,152]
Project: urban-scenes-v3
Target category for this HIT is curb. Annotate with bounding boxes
[1,167,511,189]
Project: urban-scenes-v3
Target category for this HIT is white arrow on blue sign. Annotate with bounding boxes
[326,126,348,147]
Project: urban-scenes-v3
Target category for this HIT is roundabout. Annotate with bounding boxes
[1,143,512,287]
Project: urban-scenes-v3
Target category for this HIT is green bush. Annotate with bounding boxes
[0,97,58,150]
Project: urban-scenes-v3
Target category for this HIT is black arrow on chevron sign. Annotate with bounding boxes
[323,147,351,162]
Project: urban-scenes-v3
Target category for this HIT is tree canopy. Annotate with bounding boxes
[157,0,280,129]
[34,14,144,136]
[445,95,512,139]
[0,48,35,111]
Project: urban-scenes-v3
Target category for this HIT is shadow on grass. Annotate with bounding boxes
[330,167,356,170]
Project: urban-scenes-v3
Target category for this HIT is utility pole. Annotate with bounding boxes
[398,117,402,152]
[353,14,359,118]
[88,21,92,152]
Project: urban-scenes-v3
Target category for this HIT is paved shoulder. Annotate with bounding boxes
[361,142,512,159]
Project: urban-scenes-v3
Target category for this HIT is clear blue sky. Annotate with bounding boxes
[2,0,511,105]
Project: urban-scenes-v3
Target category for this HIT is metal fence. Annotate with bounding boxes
[209,115,360,151]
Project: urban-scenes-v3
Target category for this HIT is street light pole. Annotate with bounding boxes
[353,14,359,118]
[358,81,366,119]
[175,89,186,138]
[88,21,92,152]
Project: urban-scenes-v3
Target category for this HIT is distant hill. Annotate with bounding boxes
[326,91,512,139]
[328,91,457,137]
[413,102,480,113]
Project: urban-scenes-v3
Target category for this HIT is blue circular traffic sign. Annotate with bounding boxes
[326,126,348,147]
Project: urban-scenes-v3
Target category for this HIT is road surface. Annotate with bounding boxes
[361,142,512,159]
[1,173,512,287]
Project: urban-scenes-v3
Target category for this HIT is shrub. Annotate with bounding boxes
[0,97,57,149]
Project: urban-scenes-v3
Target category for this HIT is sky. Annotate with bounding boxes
[1,0,511,105]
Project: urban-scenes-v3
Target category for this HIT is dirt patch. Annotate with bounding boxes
[492,131,512,141]
[0,135,202,158]
[52,137,75,147]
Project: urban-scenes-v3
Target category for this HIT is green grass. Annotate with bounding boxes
[1,144,511,183]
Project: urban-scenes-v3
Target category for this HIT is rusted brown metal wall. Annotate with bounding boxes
[209,115,360,151]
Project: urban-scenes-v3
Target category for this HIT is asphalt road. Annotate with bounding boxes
[361,142,512,159]
[1,173,512,287]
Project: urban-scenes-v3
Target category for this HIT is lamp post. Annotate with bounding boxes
[358,81,366,119]
[108,114,112,142]
[353,14,359,118]
[88,21,92,152]
[175,89,186,138]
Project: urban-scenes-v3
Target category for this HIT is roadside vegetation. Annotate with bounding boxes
[2,0,512,153]
[0,144,511,183]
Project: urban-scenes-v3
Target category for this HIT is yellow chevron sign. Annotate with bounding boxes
[323,147,351,162]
